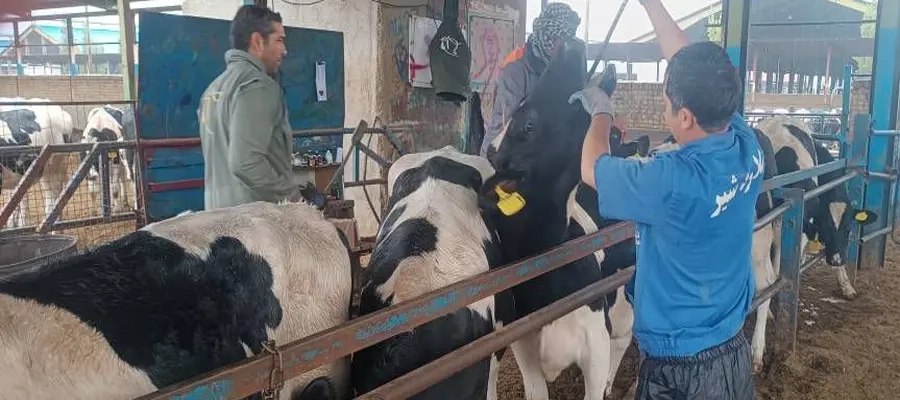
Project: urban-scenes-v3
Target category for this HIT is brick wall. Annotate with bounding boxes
[612,80,871,134]
[0,75,126,101]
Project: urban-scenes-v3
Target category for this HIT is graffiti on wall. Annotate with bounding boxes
[408,15,441,88]
[469,16,516,93]
[468,15,516,125]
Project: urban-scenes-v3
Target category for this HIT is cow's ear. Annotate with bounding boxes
[480,172,526,217]
[852,209,878,226]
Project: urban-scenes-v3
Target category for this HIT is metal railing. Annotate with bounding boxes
[130,115,879,400]
[0,140,141,236]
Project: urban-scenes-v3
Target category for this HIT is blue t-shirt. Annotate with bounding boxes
[594,113,763,357]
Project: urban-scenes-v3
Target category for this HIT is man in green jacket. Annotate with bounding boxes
[199,4,299,210]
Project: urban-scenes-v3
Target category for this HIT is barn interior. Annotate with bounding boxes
[1,0,900,399]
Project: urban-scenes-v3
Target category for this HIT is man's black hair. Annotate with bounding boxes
[664,41,742,132]
[230,5,283,51]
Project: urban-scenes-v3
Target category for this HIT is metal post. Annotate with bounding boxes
[861,0,900,269]
[100,151,112,219]
[773,187,804,362]
[117,0,137,100]
[66,17,76,77]
[13,21,23,77]
[846,114,872,276]
[840,64,854,145]
[722,0,750,113]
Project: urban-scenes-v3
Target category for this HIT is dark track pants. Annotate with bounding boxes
[635,334,755,400]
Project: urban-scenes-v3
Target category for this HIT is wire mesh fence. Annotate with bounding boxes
[0,99,140,248]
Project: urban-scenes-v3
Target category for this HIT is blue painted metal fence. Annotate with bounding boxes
[136,11,345,221]
[861,0,900,269]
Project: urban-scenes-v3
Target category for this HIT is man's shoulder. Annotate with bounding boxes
[213,65,275,93]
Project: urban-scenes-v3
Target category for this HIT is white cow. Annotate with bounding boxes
[0,200,351,400]
[350,146,506,399]
[81,107,131,214]
[0,97,73,229]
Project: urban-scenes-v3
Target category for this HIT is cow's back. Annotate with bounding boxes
[144,201,353,399]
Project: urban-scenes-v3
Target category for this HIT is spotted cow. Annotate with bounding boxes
[350,146,508,399]
[80,107,132,214]
[479,40,644,400]
[0,98,73,229]
[0,200,351,400]
[755,115,876,301]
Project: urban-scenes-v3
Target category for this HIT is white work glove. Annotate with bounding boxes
[568,63,618,117]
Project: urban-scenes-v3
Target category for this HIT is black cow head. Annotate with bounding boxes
[89,128,121,143]
[485,38,589,179]
[0,109,41,144]
[102,105,125,126]
[810,144,877,266]
[481,38,642,219]
[298,182,328,211]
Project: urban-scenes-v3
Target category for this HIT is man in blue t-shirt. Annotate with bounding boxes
[567,0,760,398]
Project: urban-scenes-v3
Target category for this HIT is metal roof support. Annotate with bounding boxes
[861,0,900,269]
[117,0,136,100]
[722,0,751,114]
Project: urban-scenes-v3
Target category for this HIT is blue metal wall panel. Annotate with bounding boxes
[861,0,900,269]
[722,0,750,113]
[137,11,345,221]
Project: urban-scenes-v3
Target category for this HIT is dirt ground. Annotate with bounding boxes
[0,153,136,248]
[496,241,900,400]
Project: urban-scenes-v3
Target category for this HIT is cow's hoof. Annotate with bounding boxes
[753,360,765,375]
[841,287,858,300]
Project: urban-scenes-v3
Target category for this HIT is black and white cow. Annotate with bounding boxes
[81,107,132,213]
[0,200,351,400]
[83,104,137,182]
[478,41,643,400]
[755,115,875,301]
[350,146,509,399]
[0,98,73,228]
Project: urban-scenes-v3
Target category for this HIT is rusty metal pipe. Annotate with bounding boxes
[0,141,135,156]
[356,266,637,400]
[799,251,827,275]
[137,138,200,149]
[750,277,790,310]
[37,144,100,233]
[344,179,388,188]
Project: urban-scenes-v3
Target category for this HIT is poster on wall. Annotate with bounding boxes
[408,15,441,88]
[468,15,516,93]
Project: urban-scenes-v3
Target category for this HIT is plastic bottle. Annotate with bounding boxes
[325,149,334,164]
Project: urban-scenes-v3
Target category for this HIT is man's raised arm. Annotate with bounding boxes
[640,0,690,62]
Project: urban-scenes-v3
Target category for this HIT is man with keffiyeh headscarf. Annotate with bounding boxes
[479,2,581,157]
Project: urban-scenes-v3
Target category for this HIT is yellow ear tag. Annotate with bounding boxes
[806,239,824,254]
[855,211,869,223]
[494,186,526,216]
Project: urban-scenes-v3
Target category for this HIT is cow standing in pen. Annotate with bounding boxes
[747,115,875,373]
[0,200,351,400]
[0,97,73,228]
[479,40,643,400]
[80,107,133,214]
[350,145,510,400]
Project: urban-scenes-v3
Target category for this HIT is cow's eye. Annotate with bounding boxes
[525,121,534,134]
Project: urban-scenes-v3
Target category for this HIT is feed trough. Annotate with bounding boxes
[0,234,78,280]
